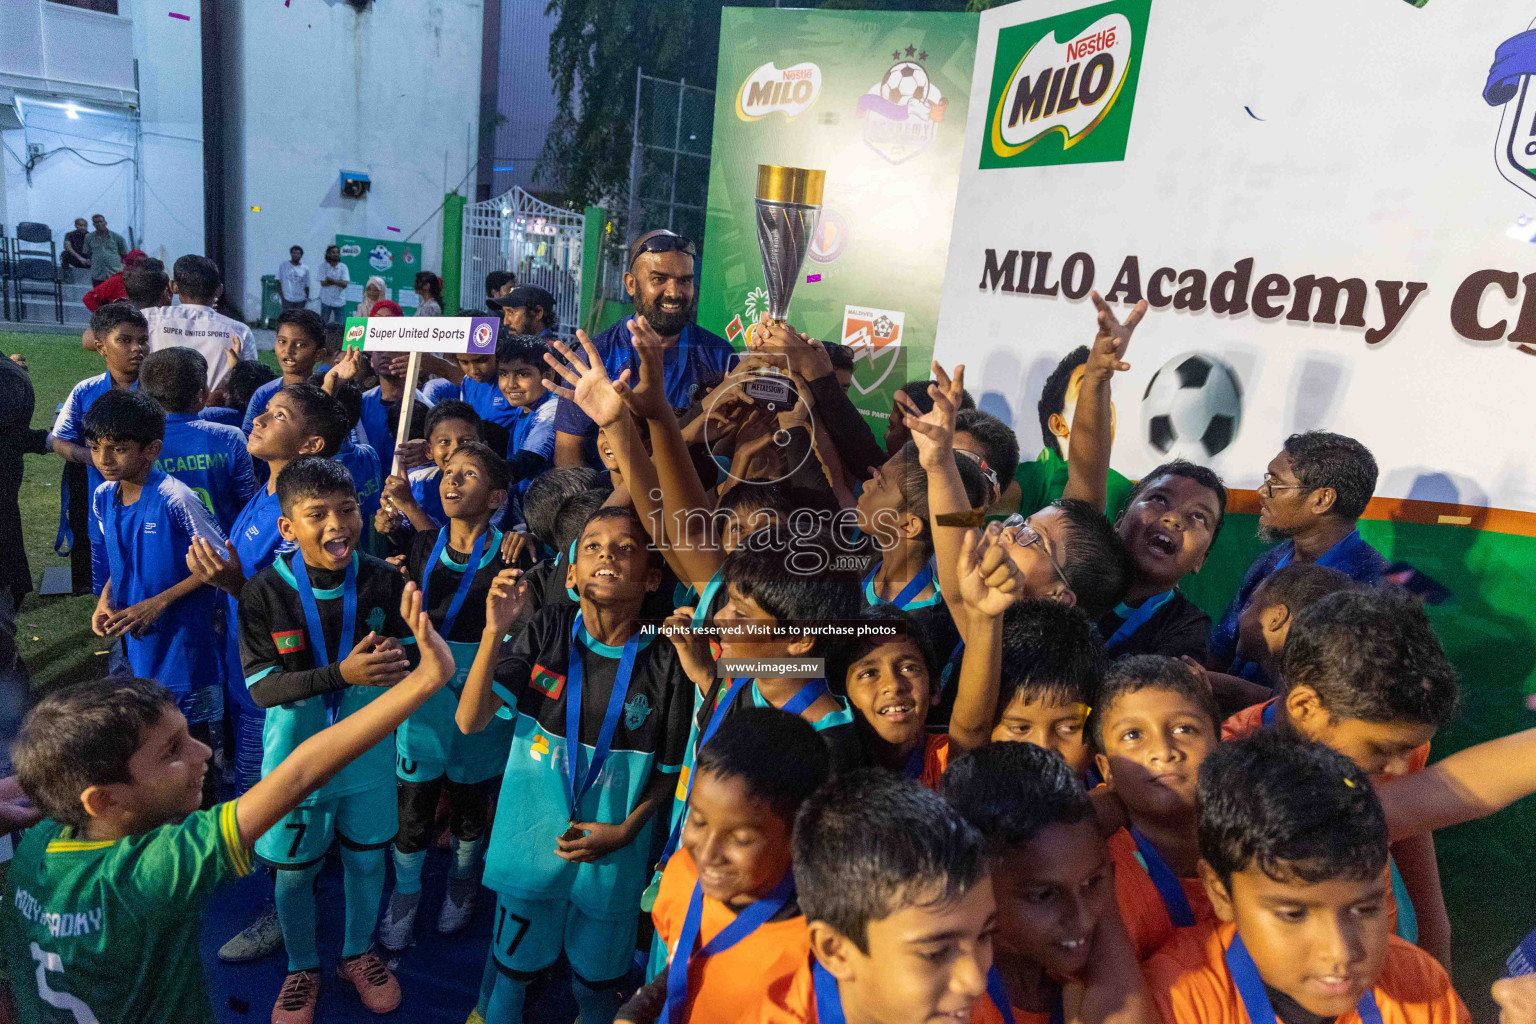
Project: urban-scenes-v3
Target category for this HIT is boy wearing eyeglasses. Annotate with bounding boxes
[1207,430,1391,680]
[551,230,735,470]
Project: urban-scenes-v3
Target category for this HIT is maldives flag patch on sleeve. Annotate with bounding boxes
[530,663,566,700]
[272,629,306,654]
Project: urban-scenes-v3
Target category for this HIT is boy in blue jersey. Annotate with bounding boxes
[139,346,257,531]
[204,359,277,429]
[2,589,455,1024]
[244,309,330,434]
[377,400,482,537]
[378,440,515,951]
[412,319,520,454]
[497,333,558,489]
[185,383,352,969]
[48,302,148,594]
[326,380,384,552]
[458,504,694,1024]
[331,349,433,473]
[86,389,226,805]
[237,458,421,1021]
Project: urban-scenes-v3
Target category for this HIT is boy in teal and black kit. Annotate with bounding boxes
[238,457,419,1023]
[378,440,517,950]
[458,505,694,1024]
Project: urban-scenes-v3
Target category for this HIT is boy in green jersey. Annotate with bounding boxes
[2,585,454,1024]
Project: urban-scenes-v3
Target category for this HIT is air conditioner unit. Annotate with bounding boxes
[340,170,371,199]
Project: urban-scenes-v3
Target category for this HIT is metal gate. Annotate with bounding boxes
[460,186,584,337]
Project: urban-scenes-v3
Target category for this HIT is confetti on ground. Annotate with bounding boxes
[1244,106,1264,120]
[805,273,821,283]
[168,11,190,19]
[387,226,401,233]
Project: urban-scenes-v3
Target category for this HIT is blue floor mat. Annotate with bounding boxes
[202,848,579,1023]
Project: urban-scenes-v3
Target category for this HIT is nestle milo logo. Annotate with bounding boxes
[343,323,366,350]
[736,61,822,122]
[983,0,1150,169]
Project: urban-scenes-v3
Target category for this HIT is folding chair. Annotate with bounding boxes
[10,222,63,323]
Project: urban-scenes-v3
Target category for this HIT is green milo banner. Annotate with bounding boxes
[698,7,977,435]
[336,234,423,311]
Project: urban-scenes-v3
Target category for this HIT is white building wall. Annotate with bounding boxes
[0,0,203,274]
[221,0,484,317]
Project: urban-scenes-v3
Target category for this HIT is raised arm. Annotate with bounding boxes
[1062,293,1147,512]
[1379,725,1536,840]
[901,361,975,638]
[948,525,1021,752]
[456,567,529,734]
[237,583,453,845]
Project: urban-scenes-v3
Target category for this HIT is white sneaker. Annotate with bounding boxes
[219,903,284,963]
[436,876,477,935]
[378,889,420,952]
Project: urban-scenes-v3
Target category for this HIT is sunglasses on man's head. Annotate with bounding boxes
[629,234,698,267]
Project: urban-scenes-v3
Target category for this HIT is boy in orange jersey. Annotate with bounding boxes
[944,741,1152,1024]
[1220,588,1457,963]
[836,524,1024,788]
[616,707,829,1024]
[747,770,996,1024]
[1144,733,1468,1024]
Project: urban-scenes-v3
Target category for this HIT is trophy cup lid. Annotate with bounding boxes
[756,164,826,206]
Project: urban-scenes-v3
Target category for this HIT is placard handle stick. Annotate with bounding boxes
[391,350,422,478]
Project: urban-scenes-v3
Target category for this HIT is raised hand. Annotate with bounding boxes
[662,606,716,691]
[186,536,247,596]
[484,567,528,635]
[338,631,412,687]
[500,529,531,566]
[622,316,676,422]
[747,314,834,381]
[400,582,454,694]
[544,330,632,429]
[957,523,1024,619]
[1085,291,1148,385]
[393,438,432,474]
[898,361,964,471]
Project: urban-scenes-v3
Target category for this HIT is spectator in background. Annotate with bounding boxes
[317,244,350,325]
[62,217,90,281]
[145,255,256,391]
[483,269,515,303]
[413,271,443,317]
[82,213,129,285]
[487,284,558,339]
[356,276,387,318]
[81,249,148,312]
[81,257,171,352]
[277,245,311,312]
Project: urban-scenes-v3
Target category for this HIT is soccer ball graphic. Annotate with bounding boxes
[881,61,931,105]
[1140,353,1243,461]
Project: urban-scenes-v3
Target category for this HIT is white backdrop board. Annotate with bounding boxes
[935,0,1536,521]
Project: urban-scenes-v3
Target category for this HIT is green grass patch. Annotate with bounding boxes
[5,331,275,692]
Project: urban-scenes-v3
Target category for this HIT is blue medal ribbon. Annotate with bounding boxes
[291,549,357,724]
[1227,932,1382,1024]
[690,567,726,630]
[663,871,796,1024]
[983,967,1063,1024]
[563,611,642,824]
[1105,590,1175,652]
[774,677,830,716]
[1260,701,1277,730]
[862,557,937,610]
[420,526,492,640]
[658,678,747,866]
[903,740,927,780]
[1129,828,1195,927]
[813,961,846,1024]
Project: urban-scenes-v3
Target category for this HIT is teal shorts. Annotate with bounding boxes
[253,783,399,868]
[396,687,514,785]
[489,893,637,984]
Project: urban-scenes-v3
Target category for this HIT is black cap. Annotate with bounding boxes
[488,284,556,313]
